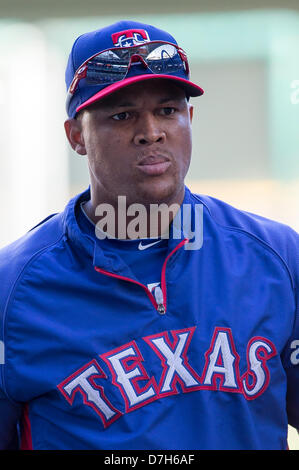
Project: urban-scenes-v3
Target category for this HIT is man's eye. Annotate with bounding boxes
[161,107,175,116]
[112,112,130,121]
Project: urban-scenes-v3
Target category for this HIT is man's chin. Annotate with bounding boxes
[133,178,184,206]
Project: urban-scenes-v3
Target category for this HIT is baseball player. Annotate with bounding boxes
[0,20,298,450]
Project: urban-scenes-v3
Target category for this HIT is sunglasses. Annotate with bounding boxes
[66,41,190,110]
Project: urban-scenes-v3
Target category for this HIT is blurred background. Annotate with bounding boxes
[0,0,298,449]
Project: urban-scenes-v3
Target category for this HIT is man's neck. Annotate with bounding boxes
[83,187,185,240]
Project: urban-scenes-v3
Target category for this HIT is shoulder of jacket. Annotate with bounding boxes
[190,192,299,286]
[0,211,67,400]
[0,212,65,315]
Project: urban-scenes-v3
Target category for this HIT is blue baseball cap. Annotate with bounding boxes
[65,20,204,118]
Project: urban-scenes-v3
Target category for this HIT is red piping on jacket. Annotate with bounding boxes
[94,238,189,313]
[160,238,189,312]
[20,403,33,450]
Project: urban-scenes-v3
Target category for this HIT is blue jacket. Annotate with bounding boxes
[0,186,298,450]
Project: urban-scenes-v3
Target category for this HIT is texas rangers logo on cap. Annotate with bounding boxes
[111,29,150,47]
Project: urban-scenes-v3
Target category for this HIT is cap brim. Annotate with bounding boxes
[76,74,204,114]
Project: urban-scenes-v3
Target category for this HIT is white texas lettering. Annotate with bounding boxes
[202,328,241,391]
[57,328,277,428]
[57,359,122,428]
[143,327,200,395]
[241,338,277,400]
[100,341,158,412]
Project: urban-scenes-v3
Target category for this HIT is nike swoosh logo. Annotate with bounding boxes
[138,240,162,250]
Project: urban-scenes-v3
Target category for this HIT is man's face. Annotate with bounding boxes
[67,79,193,207]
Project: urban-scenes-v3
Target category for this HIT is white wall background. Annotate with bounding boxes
[0,23,68,247]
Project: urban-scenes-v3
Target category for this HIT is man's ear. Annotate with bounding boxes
[188,103,194,123]
[64,118,87,155]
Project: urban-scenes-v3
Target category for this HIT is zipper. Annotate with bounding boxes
[94,238,189,315]
[152,285,165,315]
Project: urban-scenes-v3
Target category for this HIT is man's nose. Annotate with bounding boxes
[133,115,166,146]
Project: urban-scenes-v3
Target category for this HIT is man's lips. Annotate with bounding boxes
[137,155,171,176]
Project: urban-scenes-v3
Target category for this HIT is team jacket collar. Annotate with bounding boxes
[63,186,195,277]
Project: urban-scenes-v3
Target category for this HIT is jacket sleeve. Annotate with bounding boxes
[281,227,299,431]
[0,212,63,450]
[0,246,22,449]
[0,303,22,449]
[0,387,22,449]
[284,304,299,430]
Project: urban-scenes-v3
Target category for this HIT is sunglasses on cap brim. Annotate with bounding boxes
[66,41,190,112]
